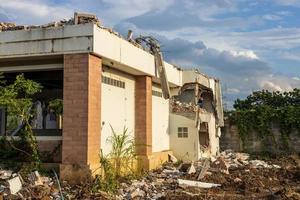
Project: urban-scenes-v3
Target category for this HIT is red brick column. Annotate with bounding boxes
[60,53,101,183]
[135,76,152,168]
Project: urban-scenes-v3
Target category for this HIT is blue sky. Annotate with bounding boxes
[0,0,299,109]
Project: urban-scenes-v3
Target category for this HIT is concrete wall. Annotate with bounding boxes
[0,24,93,57]
[101,66,135,155]
[152,85,170,153]
[220,120,300,153]
[170,113,199,161]
[220,121,242,152]
[182,70,210,88]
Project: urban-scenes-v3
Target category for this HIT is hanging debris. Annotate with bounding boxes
[135,36,171,99]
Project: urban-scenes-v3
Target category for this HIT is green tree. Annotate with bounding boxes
[0,73,42,166]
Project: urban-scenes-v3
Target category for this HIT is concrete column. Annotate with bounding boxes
[60,53,101,183]
[135,76,152,168]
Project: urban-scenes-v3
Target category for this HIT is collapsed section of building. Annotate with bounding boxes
[170,71,224,160]
[0,13,224,182]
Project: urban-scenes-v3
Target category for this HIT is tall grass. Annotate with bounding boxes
[94,126,137,193]
[107,125,136,177]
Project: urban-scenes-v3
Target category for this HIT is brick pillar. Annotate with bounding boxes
[135,76,152,169]
[60,53,101,183]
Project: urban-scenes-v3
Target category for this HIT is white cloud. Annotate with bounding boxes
[0,0,174,25]
[292,77,300,81]
[262,14,282,21]
[282,52,300,61]
[0,0,73,24]
[276,11,293,16]
[229,50,259,59]
[94,0,174,25]
[260,80,285,91]
[227,88,240,94]
[275,0,300,7]
[258,74,300,92]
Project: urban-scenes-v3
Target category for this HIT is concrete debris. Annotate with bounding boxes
[28,171,43,186]
[234,177,242,183]
[116,150,299,199]
[168,154,178,163]
[0,12,101,32]
[7,175,22,195]
[171,100,197,113]
[197,158,210,180]
[178,179,221,188]
[187,163,196,174]
[250,160,281,169]
[74,12,100,26]
[0,151,299,199]
[210,149,281,173]
[0,170,12,180]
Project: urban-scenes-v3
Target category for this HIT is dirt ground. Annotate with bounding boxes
[166,155,300,200]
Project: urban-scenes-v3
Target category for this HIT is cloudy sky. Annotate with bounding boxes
[0,0,299,109]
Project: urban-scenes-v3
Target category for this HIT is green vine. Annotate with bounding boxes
[228,89,300,149]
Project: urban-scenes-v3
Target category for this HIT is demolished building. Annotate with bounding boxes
[170,70,224,161]
[0,13,224,182]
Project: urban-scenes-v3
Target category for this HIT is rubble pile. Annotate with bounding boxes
[209,150,281,173]
[116,166,180,199]
[0,150,299,199]
[0,168,112,199]
[0,14,100,32]
[118,150,300,199]
[0,23,23,31]
[0,169,64,200]
[170,100,197,113]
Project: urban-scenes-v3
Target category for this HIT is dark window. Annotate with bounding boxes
[178,127,188,138]
[152,90,163,97]
[102,75,125,89]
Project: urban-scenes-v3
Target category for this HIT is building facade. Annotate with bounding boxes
[0,19,223,182]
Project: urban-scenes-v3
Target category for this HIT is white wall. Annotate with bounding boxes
[169,114,199,161]
[101,67,135,155]
[207,114,219,156]
[208,79,219,156]
[152,85,170,153]
[93,25,182,86]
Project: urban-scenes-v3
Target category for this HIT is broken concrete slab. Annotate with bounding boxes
[178,179,221,188]
[28,171,43,186]
[198,159,210,180]
[187,163,196,174]
[7,175,22,195]
[168,154,178,163]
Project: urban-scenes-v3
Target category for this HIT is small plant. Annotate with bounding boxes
[92,151,118,194]
[93,126,137,194]
[107,125,136,177]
